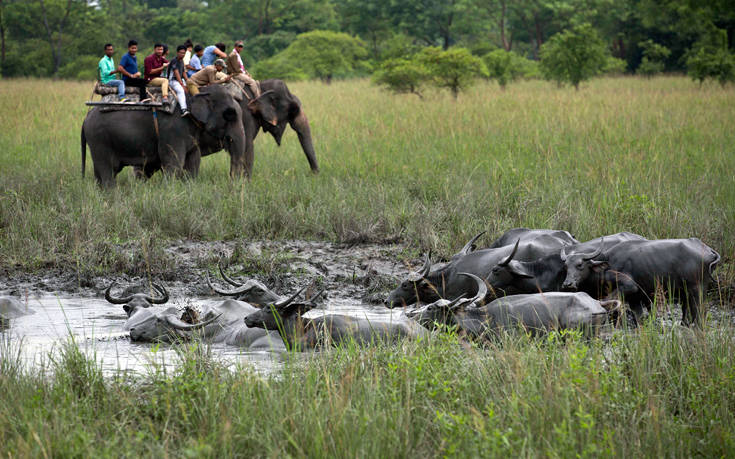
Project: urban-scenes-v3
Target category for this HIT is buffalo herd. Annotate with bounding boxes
[88,228,721,350]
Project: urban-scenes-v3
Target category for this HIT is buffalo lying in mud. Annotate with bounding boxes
[206,263,282,306]
[0,296,35,329]
[106,282,285,347]
[560,238,721,326]
[487,228,579,249]
[407,273,615,339]
[486,232,648,296]
[244,289,429,349]
[387,229,578,307]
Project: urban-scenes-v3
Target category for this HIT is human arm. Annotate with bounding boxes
[214,47,227,58]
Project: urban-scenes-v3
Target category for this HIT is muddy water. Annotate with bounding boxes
[0,294,414,377]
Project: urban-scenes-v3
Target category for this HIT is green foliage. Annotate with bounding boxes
[416,47,487,98]
[58,55,100,81]
[279,30,368,82]
[637,40,671,77]
[540,24,609,90]
[603,56,628,75]
[251,54,308,81]
[372,57,430,97]
[686,28,735,86]
[481,49,538,88]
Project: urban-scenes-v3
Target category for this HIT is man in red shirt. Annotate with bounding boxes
[144,43,170,102]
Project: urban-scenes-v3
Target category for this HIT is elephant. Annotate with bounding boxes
[81,85,246,187]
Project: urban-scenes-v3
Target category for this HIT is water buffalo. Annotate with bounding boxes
[407,273,613,339]
[105,282,170,314]
[561,238,720,325]
[387,232,576,307]
[488,228,579,249]
[244,290,428,350]
[0,296,35,329]
[487,232,648,296]
[206,264,281,306]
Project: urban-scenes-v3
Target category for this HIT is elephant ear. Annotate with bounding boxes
[190,93,212,125]
[247,90,278,126]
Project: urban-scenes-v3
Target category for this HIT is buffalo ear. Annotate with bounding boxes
[123,304,132,315]
[509,263,534,279]
[590,261,609,272]
[190,94,211,124]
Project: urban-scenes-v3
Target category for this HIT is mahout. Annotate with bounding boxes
[82,85,246,187]
[244,288,428,350]
[387,229,578,307]
[486,231,648,296]
[407,273,614,340]
[560,238,721,326]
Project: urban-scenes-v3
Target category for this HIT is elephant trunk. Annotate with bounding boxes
[226,122,249,179]
[290,110,319,173]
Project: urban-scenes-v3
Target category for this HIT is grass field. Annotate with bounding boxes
[1,76,735,457]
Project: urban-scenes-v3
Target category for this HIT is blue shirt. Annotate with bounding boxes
[187,54,202,78]
[201,45,218,67]
[119,52,139,82]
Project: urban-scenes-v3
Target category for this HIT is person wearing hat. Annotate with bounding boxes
[226,40,260,98]
[187,59,231,95]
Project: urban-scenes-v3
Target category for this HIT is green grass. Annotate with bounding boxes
[0,77,733,277]
[2,324,735,457]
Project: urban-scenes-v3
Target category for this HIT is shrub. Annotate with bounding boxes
[603,56,627,75]
[482,49,538,88]
[637,39,670,77]
[686,28,735,86]
[280,30,368,83]
[252,54,308,81]
[539,24,609,90]
[372,57,430,98]
[58,55,100,81]
[416,47,487,99]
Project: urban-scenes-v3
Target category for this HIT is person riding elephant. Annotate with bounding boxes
[81,84,246,187]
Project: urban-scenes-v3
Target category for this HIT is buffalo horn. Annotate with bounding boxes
[206,271,252,296]
[146,283,169,304]
[498,238,520,266]
[583,237,604,260]
[274,286,307,308]
[105,282,134,305]
[459,272,488,306]
[446,294,468,311]
[218,259,243,287]
[165,313,222,331]
[459,231,486,256]
[419,250,432,277]
[560,246,568,262]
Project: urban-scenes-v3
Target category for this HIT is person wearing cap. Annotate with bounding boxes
[226,40,260,98]
[168,44,190,116]
[98,43,127,102]
[187,59,231,95]
[144,43,170,103]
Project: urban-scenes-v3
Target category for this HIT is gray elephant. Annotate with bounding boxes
[81,85,246,187]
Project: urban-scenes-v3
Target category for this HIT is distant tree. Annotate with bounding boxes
[637,39,670,77]
[417,46,487,98]
[539,23,608,90]
[603,56,627,75]
[282,30,367,83]
[372,57,429,98]
[482,49,529,88]
[685,28,735,86]
[251,53,308,81]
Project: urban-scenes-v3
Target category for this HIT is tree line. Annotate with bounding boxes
[1,0,733,86]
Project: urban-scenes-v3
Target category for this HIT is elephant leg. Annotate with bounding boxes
[184,148,201,178]
[92,152,116,188]
[159,140,187,178]
[241,122,256,179]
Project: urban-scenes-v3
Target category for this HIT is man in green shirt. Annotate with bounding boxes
[98,43,127,102]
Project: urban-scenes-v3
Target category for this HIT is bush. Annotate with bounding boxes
[416,47,487,99]
[637,40,670,77]
[280,30,368,83]
[372,58,430,97]
[603,56,627,75]
[539,24,609,90]
[58,55,100,81]
[252,54,308,81]
[686,28,735,86]
[482,49,538,88]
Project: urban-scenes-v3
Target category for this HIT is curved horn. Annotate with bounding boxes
[419,250,432,277]
[274,286,306,308]
[218,259,243,287]
[459,272,488,306]
[599,299,622,312]
[306,289,325,303]
[560,246,568,262]
[447,294,468,310]
[499,238,520,266]
[105,282,134,305]
[206,271,252,296]
[164,313,222,331]
[145,283,169,304]
[583,237,604,261]
[460,231,486,256]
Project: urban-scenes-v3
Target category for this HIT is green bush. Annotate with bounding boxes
[372,57,430,97]
[482,49,538,88]
[280,30,368,83]
[252,54,308,81]
[416,47,487,99]
[58,55,100,81]
[686,28,735,86]
[539,24,609,90]
[603,56,627,75]
[637,40,670,77]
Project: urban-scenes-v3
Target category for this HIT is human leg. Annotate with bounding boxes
[105,80,126,99]
[187,80,200,95]
[170,80,187,111]
[148,77,169,97]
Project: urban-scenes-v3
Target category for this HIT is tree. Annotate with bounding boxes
[482,49,520,88]
[539,23,609,90]
[686,27,735,86]
[38,0,74,76]
[372,57,429,98]
[417,46,486,98]
[637,39,670,77]
[280,30,367,83]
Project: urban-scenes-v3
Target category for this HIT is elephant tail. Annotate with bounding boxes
[81,124,86,178]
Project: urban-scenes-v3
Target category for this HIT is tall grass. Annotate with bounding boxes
[0,77,733,277]
[1,324,735,456]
